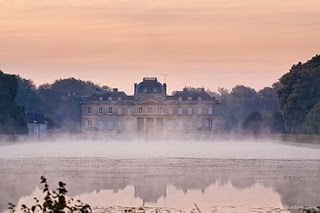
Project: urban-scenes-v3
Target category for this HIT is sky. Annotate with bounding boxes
[1,0,320,94]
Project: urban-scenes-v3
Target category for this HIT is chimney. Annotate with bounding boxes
[163,83,167,94]
[113,88,118,92]
[134,83,137,94]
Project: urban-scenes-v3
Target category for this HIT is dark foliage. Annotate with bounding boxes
[216,84,282,132]
[0,71,27,135]
[278,54,320,133]
[15,77,109,130]
[242,111,262,135]
[8,176,91,213]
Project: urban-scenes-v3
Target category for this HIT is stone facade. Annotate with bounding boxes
[81,77,220,139]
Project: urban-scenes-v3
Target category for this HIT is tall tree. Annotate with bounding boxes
[0,71,27,135]
[37,78,102,130]
[304,101,320,134]
[278,55,320,133]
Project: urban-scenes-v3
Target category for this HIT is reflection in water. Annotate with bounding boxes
[1,157,320,212]
[15,182,284,212]
[1,141,320,212]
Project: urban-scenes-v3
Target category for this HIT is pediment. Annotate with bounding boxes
[136,97,165,104]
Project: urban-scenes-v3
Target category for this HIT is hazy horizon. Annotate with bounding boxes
[1,0,320,93]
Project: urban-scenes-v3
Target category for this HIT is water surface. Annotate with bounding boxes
[1,140,320,212]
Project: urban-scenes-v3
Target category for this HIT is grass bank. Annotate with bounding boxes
[274,134,320,145]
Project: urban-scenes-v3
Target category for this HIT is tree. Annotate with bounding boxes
[304,101,320,134]
[0,71,27,135]
[271,111,285,133]
[258,86,280,112]
[242,111,262,135]
[220,85,260,130]
[278,54,320,133]
[40,78,101,130]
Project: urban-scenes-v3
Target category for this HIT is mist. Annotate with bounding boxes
[1,138,320,160]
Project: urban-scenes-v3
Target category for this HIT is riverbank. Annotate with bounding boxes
[273,134,320,145]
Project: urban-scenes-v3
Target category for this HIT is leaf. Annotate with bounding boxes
[58,181,66,187]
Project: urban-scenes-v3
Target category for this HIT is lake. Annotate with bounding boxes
[1,140,320,212]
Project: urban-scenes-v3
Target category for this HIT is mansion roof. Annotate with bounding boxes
[83,78,218,104]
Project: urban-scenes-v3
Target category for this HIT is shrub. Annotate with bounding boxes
[8,176,91,213]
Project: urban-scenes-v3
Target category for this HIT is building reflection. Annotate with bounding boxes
[0,158,320,212]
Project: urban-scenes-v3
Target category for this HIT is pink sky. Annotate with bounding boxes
[1,0,320,94]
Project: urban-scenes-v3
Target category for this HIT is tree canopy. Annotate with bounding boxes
[216,84,281,132]
[278,54,320,133]
[0,71,27,135]
[15,77,107,130]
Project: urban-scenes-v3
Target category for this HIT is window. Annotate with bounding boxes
[178,121,183,129]
[208,107,213,115]
[99,97,103,101]
[168,108,173,114]
[87,120,92,127]
[107,120,113,130]
[98,120,104,129]
[188,120,193,129]
[117,120,122,129]
[118,108,122,114]
[188,107,193,115]
[167,120,174,129]
[87,107,92,114]
[178,108,183,115]
[98,107,103,114]
[197,120,202,128]
[198,107,202,115]
[108,107,113,114]
[108,97,113,101]
[208,119,213,129]
[138,107,143,113]
[158,107,162,113]
[148,107,153,113]
[127,120,131,129]
[127,107,131,114]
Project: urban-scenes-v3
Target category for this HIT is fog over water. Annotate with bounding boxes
[1,139,320,159]
[1,139,320,212]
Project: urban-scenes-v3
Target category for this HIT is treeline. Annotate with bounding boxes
[1,54,320,136]
[208,83,284,135]
[278,54,320,134]
[215,54,320,135]
[15,77,110,130]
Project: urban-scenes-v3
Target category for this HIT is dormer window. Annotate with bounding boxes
[197,97,202,101]
[153,88,157,92]
[143,88,147,93]
[118,97,122,101]
[187,97,192,101]
[178,97,183,101]
[99,97,103,101]
[108,97,113,101]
